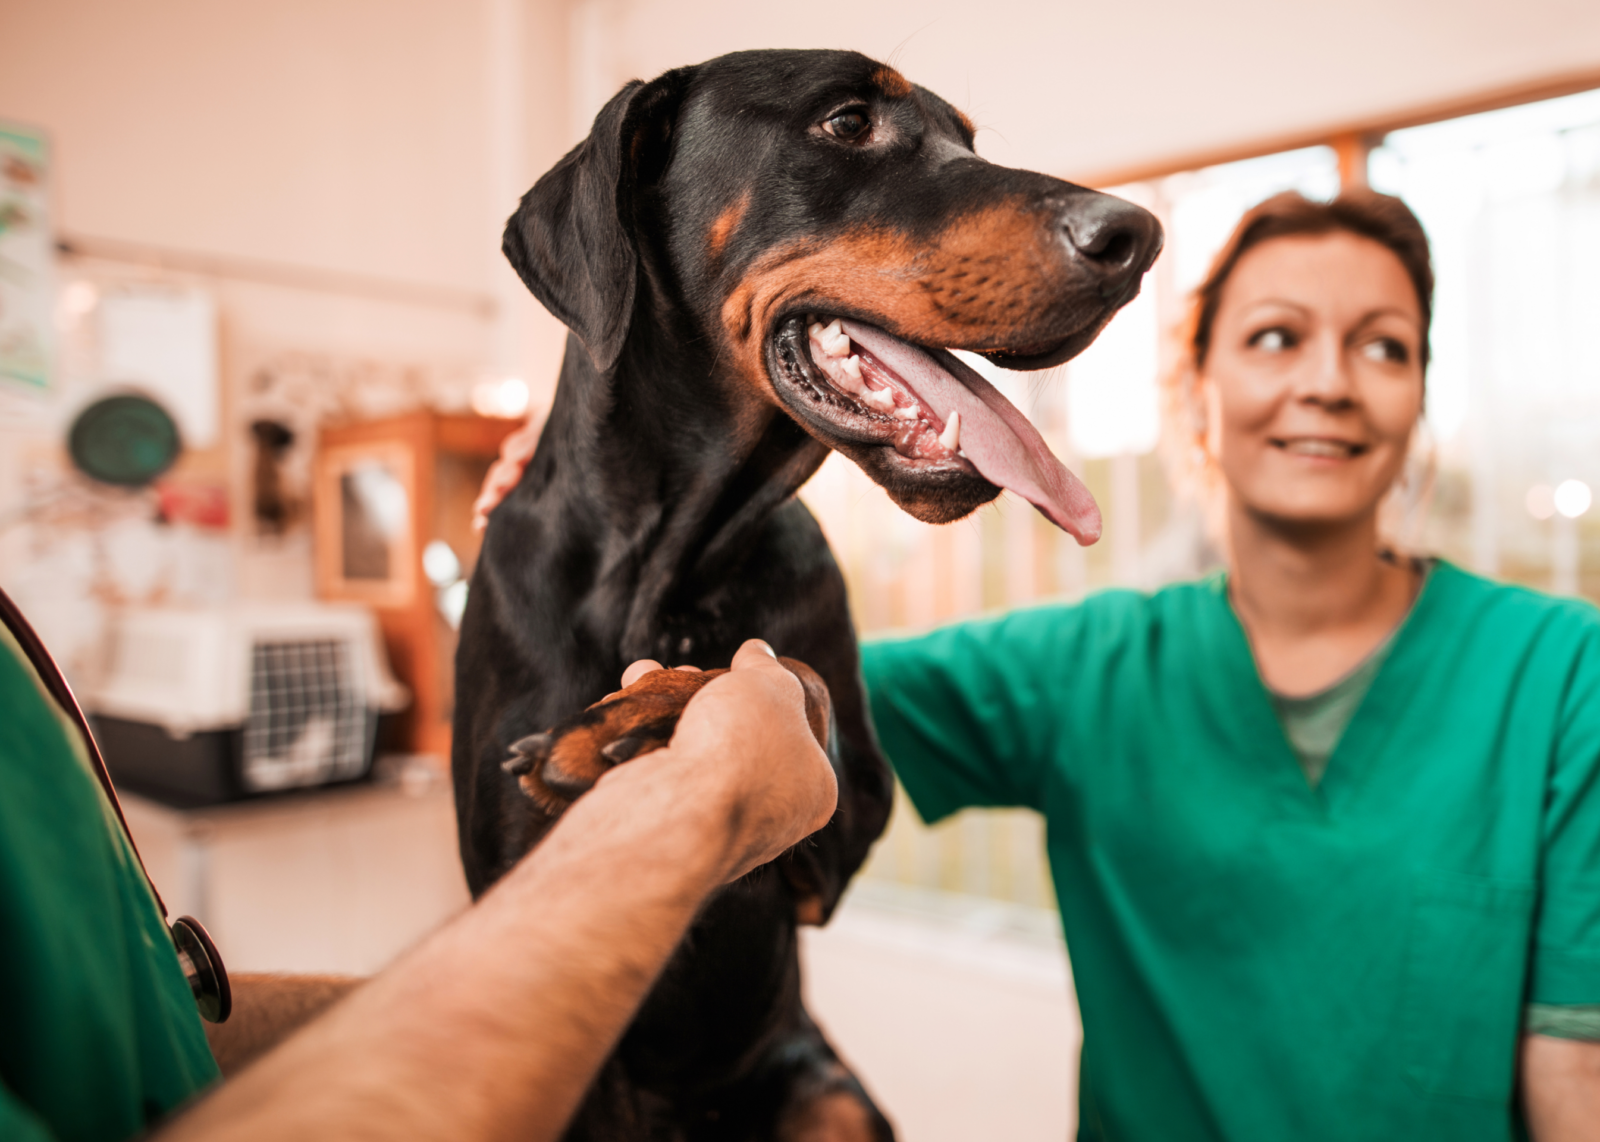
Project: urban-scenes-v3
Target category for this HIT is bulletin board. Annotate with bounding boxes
[0,121,53,391]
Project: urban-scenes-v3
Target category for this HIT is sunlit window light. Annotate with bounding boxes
[471,376,531,418]
[1555,479,1592,520]
[438,580,469,630]
[422,539,461,587]
[1066,282,1159,459]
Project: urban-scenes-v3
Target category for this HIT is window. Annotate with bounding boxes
[806,87,1600,908]
[1370,88,1600,593]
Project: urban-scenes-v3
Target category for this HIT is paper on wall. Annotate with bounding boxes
[0,121,55,392]
[99,287,219,448]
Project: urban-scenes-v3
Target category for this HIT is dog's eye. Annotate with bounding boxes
[823,109,872,142]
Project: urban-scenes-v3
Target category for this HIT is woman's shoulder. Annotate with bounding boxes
[863,583,1167,657]
[1415,561,1600,690]
[962,574,1229,647]
[1426,559,1600,636]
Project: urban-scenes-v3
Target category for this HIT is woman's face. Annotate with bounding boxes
[1198,232,1425,531]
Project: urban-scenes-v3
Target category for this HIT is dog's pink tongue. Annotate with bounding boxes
[841,320,1101,544]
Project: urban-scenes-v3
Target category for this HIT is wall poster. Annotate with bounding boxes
[0,121,53,391]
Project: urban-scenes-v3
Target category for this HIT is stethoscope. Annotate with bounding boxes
[0,586,232,1024]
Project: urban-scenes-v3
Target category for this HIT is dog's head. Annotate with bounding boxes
[505,49,1162,543]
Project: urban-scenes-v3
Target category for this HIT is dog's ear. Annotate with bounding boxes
[503,70,691,374]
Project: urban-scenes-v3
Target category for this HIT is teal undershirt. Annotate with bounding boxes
[1270,632,1600,1042]
[1269,639,1392,790]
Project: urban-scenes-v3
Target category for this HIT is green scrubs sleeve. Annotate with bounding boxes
[0,1078,56,1142]
[1529,615,1600,1006]
[1,627,219,1140]
[861,597,1116,823]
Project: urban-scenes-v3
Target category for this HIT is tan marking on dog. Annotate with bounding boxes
[777,1088,882,1142]
[870,66,912,99]
[717,202,1068,395]
[708,191,751,266]
[707,193,748,271]
[726,282,755,342]
[954,108,977,139]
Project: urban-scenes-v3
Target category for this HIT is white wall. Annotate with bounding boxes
[0,0,580,419]
[0,0,575,636]
[568,0,1600,183]
[6,0,489,292]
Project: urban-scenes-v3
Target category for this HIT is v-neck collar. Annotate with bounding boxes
[1196,561,1456,808]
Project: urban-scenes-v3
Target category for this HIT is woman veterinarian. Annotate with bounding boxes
[862,191,1600,1141]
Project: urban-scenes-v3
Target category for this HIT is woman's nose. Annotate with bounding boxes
[1298,335,1355,407]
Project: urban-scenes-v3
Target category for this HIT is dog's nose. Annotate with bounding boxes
[1059,193,1164,302]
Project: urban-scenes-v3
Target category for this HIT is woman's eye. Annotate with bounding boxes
[823,109,871,142]
[1248,327,1296,353]
[1359,337,1410,365]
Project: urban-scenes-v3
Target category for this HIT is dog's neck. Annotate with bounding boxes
[495,327,827,662]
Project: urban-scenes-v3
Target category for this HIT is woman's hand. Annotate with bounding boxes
[472,418,542,530]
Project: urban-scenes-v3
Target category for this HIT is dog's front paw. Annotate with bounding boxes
[502,656,832,817]
[503,666,723,813]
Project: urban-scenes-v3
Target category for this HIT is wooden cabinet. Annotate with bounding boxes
[312,411,521,758]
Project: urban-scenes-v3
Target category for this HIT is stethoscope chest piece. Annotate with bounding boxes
[171,915,232,1023]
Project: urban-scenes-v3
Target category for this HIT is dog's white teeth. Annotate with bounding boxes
[939,411,961,451]
[819,319,851,358]
[893,404,919,420]
[808,322,824,340]
[863,387,895,412]
[840,355,862,380]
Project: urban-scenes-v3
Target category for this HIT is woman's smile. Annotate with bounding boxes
[1269,435,1369,460]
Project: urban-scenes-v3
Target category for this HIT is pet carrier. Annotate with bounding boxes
[88,603,408,806]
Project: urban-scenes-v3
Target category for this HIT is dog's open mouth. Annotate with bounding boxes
[773,314,1102,544]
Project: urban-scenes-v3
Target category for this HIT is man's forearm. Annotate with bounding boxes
[160,761,735,1142]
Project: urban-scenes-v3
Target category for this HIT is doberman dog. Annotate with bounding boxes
[454,48,1161,1141]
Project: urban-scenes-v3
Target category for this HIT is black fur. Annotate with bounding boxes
[455,49,1160,1141]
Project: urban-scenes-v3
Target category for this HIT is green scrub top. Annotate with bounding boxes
[0,626,219,1141]
[861,562,1600,1142]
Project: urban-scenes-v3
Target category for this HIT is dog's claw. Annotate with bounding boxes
[601,735,647,764]
[503,731,552,775]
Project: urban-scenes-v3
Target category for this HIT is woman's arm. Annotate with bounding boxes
[861,601,1100,821]
[158,640,835,1142]
[1521,1034,1600,1141]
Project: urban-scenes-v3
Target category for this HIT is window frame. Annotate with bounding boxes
[1080,67,1600,193]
